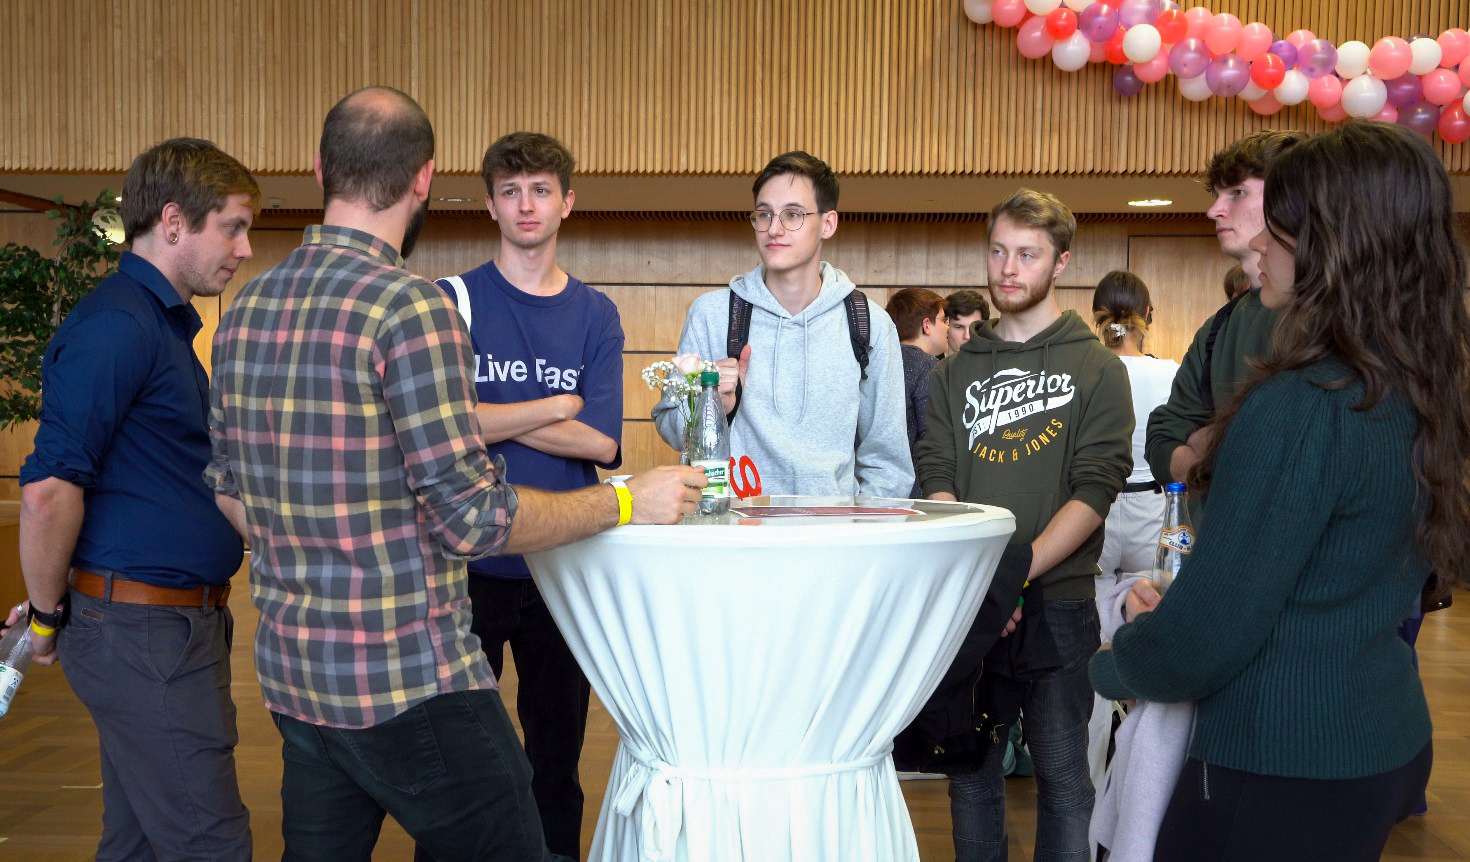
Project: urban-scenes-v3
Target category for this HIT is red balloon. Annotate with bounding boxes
[1154,8,1187,44]
[1438,102,1470,143]
[1046,8,1078,40]
[1105,30,1129,64]
[1250,53,1286,89]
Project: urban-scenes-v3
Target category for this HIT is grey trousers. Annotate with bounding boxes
[59,587,251,862]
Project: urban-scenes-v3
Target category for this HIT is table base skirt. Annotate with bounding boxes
[590,742,920,862]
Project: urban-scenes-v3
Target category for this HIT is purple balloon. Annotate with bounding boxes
[1114,64,1147,97]
[1079,3,1120,43]
[1268,40,1298,69]
[1386,73,1425,109]
[1118,0,1162,29]
[1296,39,1338,79]
[1205,54,1250,97]
[1168,39,1210,79]
[1399,101,1442,137]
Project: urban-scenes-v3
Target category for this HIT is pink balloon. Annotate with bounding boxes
[1439,29,1470,68]
[1307,73,1343,109]
[1372,104,1399,123]
[1237,22,1274,61]
[1369,37,1413,79]
[1423,68,1462,106]
[1461,57,1470,89]
[1248,92,1284,115]
[994,0,1028,28]
[1017,16,1057,58]
[1182,6,1212,40]
[1089,39,1110,62]
[1136,50,1171,82]
[1285,29,1316,49]
[1437,102,1470,143]
[1203,13,1242,56]
[1317,100,1349,122]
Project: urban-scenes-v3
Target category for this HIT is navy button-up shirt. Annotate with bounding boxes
[21,252,243,588]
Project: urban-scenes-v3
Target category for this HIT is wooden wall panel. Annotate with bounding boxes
[4,1,1470,178]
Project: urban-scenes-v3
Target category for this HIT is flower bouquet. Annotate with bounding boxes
[642,354,715,462]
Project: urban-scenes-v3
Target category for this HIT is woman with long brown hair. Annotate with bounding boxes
[1089,120,1470,860]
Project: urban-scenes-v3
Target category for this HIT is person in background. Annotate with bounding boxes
[1083,270,1182,862]
[944,287,991,355]
[1220,264,1249,303]
[885,287,948,497]
[1091,121,1468,861]
[421,131,621,861]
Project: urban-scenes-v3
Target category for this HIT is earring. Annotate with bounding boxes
[168,233,178,244]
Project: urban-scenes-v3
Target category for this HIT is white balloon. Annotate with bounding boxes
[1061,0,1095,10]
[1274,69,1309,105]
[1464,90,1470,116]
[1409,37,1443,75]
[1052,32,1092,71]
[1341,73,1388,118]
[1024,0,1063,14]
[963,0,995,24]
[1239,81,1268,101]
[1122,24,1162,64]
[1178,73,1213,101]
[1336,40,1370,78]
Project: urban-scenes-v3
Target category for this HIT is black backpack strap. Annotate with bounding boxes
[845,290,871,381]
[726,291,754,422]
[1199,292,1244,415]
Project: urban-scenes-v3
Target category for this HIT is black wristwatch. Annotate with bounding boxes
[29,595,69,631]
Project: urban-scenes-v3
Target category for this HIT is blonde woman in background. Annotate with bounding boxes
[1084,270,1182,861]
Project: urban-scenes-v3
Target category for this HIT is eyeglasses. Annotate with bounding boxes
[749,208,819,232]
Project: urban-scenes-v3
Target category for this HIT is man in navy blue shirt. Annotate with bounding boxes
[13,138,258,861]
[418,132,622,861]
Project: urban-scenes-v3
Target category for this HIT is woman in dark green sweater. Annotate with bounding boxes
[1089,121,1470,861]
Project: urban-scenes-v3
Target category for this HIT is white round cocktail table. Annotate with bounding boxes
[525,496,1015,862]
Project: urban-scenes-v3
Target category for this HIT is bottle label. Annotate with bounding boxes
[693,459,730,499]
[0,664,22,707]
[1159,526,1194,554]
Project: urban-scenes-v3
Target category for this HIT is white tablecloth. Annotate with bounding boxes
[526,497,1014,862]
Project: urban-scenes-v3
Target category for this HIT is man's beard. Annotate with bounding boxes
[988,277,1053,315]
[400,200,429,258]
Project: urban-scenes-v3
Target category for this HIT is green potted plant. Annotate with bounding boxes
[0,191,121,428]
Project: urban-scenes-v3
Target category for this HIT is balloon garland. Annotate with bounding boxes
[962,0,1470,143]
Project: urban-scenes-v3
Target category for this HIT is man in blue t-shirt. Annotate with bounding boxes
[420,132,622,861]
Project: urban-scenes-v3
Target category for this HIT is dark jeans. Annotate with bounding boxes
[275,689,568,862]
[1154,742,1433,861]
[60,588,251,862]
[948,599,1100,862]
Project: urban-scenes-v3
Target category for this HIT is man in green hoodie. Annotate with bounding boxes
[916,189,1132,862]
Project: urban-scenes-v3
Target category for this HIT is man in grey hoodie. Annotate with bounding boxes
[652,151,912,498]
[916,189,1132,862]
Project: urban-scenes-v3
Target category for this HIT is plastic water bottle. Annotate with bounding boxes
[688,369,731,515]
[0,620,36,720]
[1153,481,1194,596]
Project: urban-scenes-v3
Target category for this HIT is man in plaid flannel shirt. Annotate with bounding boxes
[206,86,703,862]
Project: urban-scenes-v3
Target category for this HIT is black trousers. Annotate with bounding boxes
[1153,741,1432,862]
[415,576,591,862]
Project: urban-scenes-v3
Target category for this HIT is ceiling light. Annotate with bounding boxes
[1127,198,1173,207]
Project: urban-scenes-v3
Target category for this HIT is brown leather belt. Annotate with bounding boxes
[72,569,231,609]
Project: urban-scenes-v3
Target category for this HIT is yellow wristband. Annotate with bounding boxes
[30,618,57,637]
[609,478,633,527]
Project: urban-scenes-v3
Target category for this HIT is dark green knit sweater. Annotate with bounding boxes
[1090,362,1431,779]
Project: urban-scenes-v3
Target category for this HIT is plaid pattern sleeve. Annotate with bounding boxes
[208,225,509,729]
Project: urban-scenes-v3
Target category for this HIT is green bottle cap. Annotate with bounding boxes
[700,370,719,385]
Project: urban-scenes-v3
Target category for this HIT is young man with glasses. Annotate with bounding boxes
[652,150,911,498]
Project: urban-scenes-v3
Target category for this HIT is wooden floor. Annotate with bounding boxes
[1,581,1467,861]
